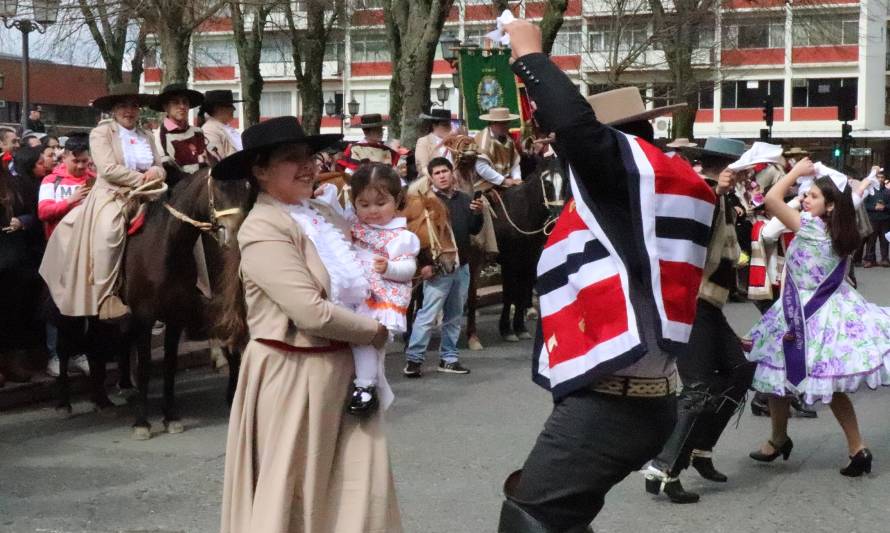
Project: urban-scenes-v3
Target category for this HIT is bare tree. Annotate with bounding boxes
[383,0,455,147]
[282,0,344,134]
[128,0,228,84]
[77,0,136,86]
[230,0,276,127]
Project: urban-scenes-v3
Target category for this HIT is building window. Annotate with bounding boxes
[351,33,391,62]
[724,20,785,49]
[792,77,857,107]
[698,84,715,109]
[721,80,783,109]
[588,23,648,52]
[260,91,292,117]
[261,34,292,64]
[551,25,582,56]
[351,89,390,115]
[792,15,858,46]
[463,26,489,47]
[195,40,237,67]
[144,46,159,69]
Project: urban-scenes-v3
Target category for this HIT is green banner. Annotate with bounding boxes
[459,48,520,132]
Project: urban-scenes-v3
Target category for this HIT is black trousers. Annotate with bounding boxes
[653,300,755,476]
[864,219,890,262]
[509,390,677,531]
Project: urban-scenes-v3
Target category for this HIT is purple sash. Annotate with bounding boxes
[782,258,848,386]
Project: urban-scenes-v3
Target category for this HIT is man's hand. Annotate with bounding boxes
[503,20,543,61]
[715,169,735,195]
[501,178,519,188]
[1,217,22,233]
[420,265,435,280]
[68,185,91,205]
[469,198,484,212]
[372,256,388,274]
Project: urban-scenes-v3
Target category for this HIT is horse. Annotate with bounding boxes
[54,166,251,440]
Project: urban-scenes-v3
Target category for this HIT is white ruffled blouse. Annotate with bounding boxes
[279,200,369,308]
[117,125,155,172]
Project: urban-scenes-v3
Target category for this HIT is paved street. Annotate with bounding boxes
[2,269,890,533]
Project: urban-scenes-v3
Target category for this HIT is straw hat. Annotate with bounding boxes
[479,107,520,122]
[666,138,698,149]
[586,87,686,126]
[686,137,747,160]
[783,146,809,157]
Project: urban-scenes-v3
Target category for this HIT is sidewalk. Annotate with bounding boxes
[0,337,218,412]
[0,284,505,412]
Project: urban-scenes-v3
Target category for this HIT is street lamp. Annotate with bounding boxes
[347,97,359,118]
[1,0,60,131]
[440,32,460,65]
[325,97,344,134]
[436,82,450,107]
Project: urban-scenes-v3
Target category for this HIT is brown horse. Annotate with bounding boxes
[38,166,253,439]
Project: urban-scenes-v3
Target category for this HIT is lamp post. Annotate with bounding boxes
[1,1,60,131]
[435,82,450,108]
[439,33,476,122]
[325,96,360,135]
[324,97,342,134]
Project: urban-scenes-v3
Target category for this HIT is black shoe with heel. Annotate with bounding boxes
[840,448,873,477]
[749,438,793,462]
[691,453,728,482]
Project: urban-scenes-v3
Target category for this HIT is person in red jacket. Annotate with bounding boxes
[37,134,94,239]
[37,133,94,377]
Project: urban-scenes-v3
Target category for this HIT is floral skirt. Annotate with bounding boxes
[746,283,890,404]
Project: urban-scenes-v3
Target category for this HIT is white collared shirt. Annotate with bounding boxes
[117,125,154,172]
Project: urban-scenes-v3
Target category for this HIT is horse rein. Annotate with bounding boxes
[161,173,243,245]
[488,176,559,236]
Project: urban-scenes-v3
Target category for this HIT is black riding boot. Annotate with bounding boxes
[497,499,593,533]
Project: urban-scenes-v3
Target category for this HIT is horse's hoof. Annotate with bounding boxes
[502,333,520,342]
[468,336,484,351]
[132,426,152,440]
[56,405,73,419]
[517,331,533,340]
[164,420,185,434]
[526,308,539,320]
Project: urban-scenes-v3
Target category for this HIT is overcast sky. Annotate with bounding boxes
[0,24,111,68]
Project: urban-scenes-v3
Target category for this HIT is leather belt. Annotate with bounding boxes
[255,338,349,353]
[590,372,678,398]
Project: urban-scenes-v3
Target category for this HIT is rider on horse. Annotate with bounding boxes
[474,107,522,189]
[40,83,167,321]
[337,113,399,173]
[152,83,214,173]
[414,108,454,179]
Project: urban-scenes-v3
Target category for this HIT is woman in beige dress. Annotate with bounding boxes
[215,116,402,533]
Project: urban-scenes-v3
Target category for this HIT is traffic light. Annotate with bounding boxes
[762,99,774,127]
[841,122,853,143]
[833,146,842,159]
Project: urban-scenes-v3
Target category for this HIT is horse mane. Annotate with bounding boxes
[403,193,452,252]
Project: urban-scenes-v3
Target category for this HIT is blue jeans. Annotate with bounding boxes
[406,264,470,364]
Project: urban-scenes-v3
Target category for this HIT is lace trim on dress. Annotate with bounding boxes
[279,200,369,307]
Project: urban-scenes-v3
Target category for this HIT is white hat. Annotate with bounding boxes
[727,142,784,171]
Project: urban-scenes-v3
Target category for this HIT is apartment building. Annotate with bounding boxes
[142,0,890,164]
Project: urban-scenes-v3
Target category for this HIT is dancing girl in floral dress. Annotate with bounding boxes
[746,157,890,476]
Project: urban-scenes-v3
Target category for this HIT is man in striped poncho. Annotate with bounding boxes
[497,21,716,533]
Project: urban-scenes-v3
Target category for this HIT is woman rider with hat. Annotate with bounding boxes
[40,83,166,322]
[216,116,401,532]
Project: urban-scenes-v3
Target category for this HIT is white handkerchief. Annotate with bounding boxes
[485,9,516,46]
[810,162,848,193]
[861,167,881,197]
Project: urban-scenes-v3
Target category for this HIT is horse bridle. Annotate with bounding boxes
[161,173,244,245]
[420,205,458,275]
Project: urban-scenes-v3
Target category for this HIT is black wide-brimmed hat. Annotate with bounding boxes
[199,89,244,115]
[354,113,388,129]
[91,83,157,112]
[150,83,204,111]
[419,108,452,122]
[212,116,342,181]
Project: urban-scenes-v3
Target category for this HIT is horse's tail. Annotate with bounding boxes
[211,245,249,352]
